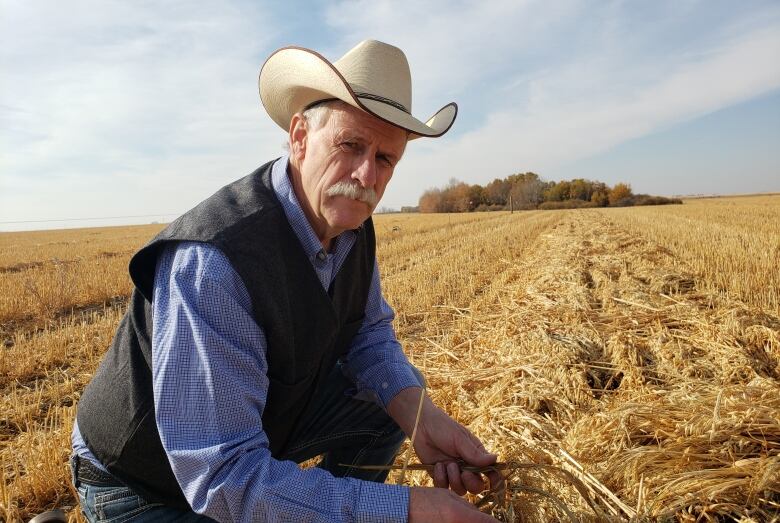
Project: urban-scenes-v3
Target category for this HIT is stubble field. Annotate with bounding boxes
[1,195,779,522]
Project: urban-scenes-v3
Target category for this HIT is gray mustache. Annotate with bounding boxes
[325,181,378,206]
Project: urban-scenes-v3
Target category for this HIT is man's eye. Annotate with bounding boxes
[341,142,357,151]
[378,155,393,167]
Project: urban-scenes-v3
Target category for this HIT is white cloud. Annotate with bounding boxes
[1,0,284,225]
[1,0,779,226]
[323,0,577,116]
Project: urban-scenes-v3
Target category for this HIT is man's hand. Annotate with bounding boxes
[409,487,498,522]
[388,387,503,495]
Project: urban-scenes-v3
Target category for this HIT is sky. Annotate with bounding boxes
[1,0,779,231]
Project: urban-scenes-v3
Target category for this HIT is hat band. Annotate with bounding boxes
[354,92,409,114]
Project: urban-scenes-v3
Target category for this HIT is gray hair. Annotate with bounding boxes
[283,100,351,152]
[301,99,352,130]
[284,99,409,153]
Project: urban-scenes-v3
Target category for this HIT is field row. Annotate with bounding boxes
[390,209,778,520]
[610,196,780,315]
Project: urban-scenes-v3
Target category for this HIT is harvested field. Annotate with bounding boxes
[1,195,779,522]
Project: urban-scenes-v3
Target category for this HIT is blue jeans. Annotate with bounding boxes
[71,471,213,522]
[72,363,415,521]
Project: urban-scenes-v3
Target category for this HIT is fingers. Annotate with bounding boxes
[485,469,504,492]
[417,416,499,495]
[461,470,486,494]
[447,461,467,495]
[433,462,448,489]
[444,488,500,523]
[409,486,500,522]
[447,426,498,469]
[433,460,496,495]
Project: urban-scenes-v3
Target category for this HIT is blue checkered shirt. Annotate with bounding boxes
[73,156,421,522]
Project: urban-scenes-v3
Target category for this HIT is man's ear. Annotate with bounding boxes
[289,114,307,162]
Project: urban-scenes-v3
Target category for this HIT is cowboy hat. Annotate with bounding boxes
[258,39,457,139]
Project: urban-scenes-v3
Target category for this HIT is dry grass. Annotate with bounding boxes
[2,197,779,521]
[613,195,780,314]
[0,225,162,327]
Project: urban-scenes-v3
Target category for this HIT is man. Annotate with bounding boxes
[71,39,500,522]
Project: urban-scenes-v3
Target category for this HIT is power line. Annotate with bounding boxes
[0,213,181,225]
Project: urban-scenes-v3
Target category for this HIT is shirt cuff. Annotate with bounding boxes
[362,361,423,408]
[354,481,409,523]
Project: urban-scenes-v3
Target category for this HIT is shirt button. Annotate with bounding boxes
[316,250,327,261]
[381,382,388,389]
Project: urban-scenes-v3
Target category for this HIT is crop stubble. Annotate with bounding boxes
[1,195,778,521]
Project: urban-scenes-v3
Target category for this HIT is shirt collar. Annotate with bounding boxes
[270,154,356,260]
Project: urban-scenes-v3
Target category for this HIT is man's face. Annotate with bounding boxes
[289,104,407,243]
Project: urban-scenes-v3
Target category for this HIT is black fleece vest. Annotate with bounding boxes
[76,159,374,507]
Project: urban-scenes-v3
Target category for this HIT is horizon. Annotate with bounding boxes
[2,192,778,234]
[2,0,779,232]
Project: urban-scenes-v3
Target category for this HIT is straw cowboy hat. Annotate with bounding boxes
[259,39,457,139]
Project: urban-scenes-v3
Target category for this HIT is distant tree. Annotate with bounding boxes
[544,181,571,202]
[485,178,510,206]
[444,180,472,212]
[591,191,609,207]
[419,188,443,213]
[609,183,633,206]
[591,181,608,197]
[568,179,592,201]
[417,174,674,213]
[467,185,487,211]
[507,172,544,206]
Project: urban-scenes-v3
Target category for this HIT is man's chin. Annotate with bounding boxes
[326,207,373,231]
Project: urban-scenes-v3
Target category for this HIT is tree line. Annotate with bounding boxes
[416,173,681,213]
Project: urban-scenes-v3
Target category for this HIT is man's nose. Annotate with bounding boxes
[352,155,377,188]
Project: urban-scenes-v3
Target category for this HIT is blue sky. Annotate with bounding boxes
[1,0,779,230]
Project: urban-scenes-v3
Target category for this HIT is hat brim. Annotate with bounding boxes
[259,46,457,139]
